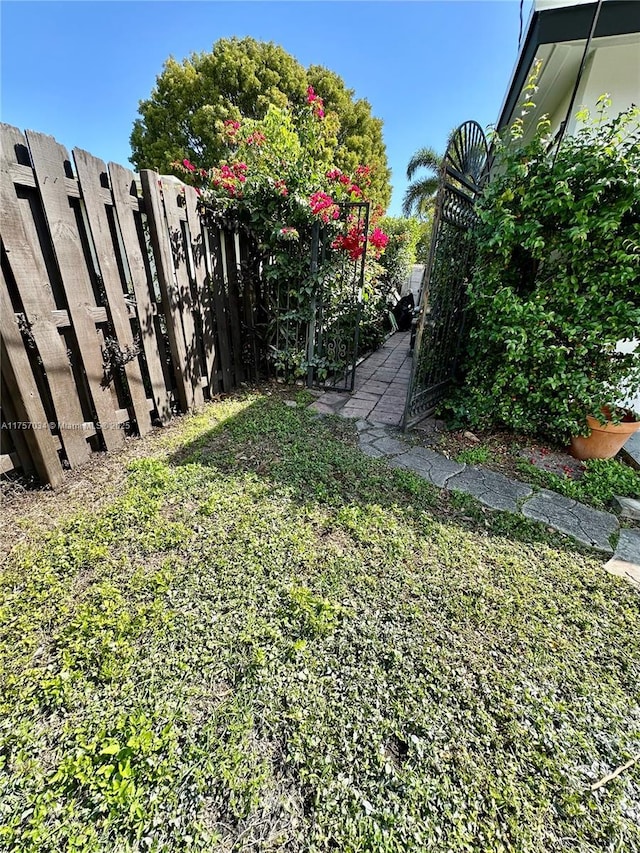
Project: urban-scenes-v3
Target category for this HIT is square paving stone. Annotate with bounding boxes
[373,398,405,412]
[613,496,640,520]
[380,388,408,399]
[360,381,393,394]
[358,426,388,439]
[342,406,375,419]
[612,527,640,567]
[317,392,350,407]
[351,391,382,402]
[621,430,640,468]
[370,411,402,426]
[604,528,640,586]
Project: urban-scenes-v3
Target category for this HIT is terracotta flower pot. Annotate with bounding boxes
[570,411,640,460]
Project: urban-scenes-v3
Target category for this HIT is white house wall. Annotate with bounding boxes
[568,40,640,132]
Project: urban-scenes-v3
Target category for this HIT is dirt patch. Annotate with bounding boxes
[0,409,201,559]
[410,420,583,482]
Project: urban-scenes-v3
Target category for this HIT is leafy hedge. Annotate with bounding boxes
[448,98,640,443]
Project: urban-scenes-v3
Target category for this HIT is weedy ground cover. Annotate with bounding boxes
[1,392,639,852]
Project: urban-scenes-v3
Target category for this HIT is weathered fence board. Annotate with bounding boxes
[161,178,204,408]
[0,379,29,478]
[140,169,194,412]
[26,129,124,451]
[108,161,173,424]
[221,230,245,385]
[239,233,259,380]
[184,187,218,394]
[1,124,91,466]
[73,147,153,436]
[205,227,234,391]
[0,267,64,486]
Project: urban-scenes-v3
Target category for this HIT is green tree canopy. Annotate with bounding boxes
[130,37,391,210]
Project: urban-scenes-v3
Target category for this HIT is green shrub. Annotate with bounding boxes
[518,457,640,509]
[448,87,640,444]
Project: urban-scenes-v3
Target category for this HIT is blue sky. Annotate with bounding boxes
[1,1,532,216]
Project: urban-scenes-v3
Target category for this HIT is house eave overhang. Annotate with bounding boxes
[496,0,640,132]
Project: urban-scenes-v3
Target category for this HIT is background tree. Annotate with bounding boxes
[130,36,391,210]
[376,217,422,290]
[401,145,441,219]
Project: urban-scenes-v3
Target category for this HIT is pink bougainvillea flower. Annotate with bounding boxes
[369,227,389,249]
[339,174,351,186]
[183,159,196,172]
[246,131,266,146]
[326,169,341,181]
[307,85,325,118]
[309,190,334,214]
[310,189,340,223]
[224,120,241,137]
[349,184,362,197]
[274,179,288,197]
[333,223,366,260]
[278,226,299,241]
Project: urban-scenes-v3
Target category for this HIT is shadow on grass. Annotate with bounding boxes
[165,393,600,561]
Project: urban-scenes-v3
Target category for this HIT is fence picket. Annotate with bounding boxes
[205,227,234,391]
[73,147,152,435]
[108,162,173,424]
[239,232,259,381]
[25,130,124,450]
[0,267,64,487]
[184,187,218,394]
[1,377,35,478]
[161,180,204,408]
[222,230,245,384]
[0,124,91,466]
[140,170,193,411]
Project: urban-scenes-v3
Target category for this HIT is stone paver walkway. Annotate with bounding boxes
[310,332,412,427]
[308,331,640,586]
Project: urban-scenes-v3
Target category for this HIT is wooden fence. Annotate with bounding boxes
[0,124,262,487]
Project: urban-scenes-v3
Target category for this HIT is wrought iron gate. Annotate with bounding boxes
[403,121,489,429]
[268,201,369,391]
[308,201,369,391]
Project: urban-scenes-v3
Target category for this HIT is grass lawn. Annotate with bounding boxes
[1,391,639,852]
